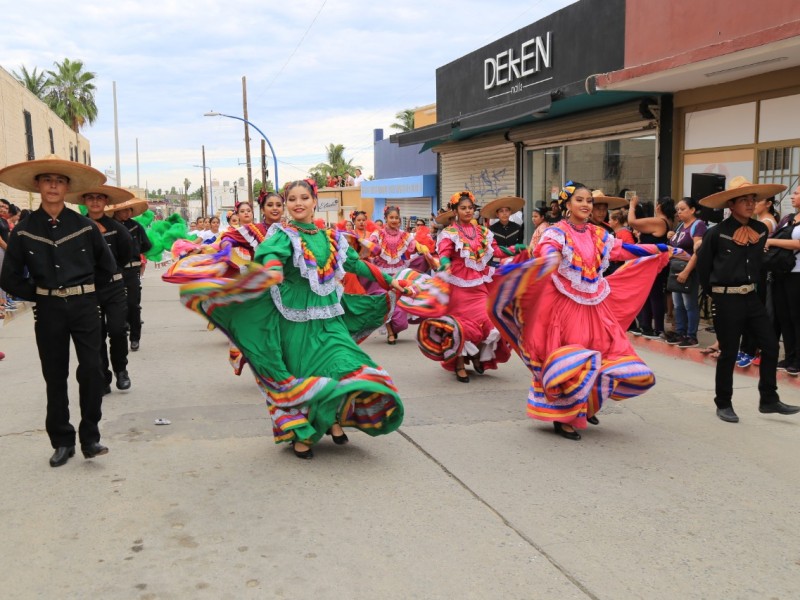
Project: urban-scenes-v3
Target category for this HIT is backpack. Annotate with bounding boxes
[763,215,799,273]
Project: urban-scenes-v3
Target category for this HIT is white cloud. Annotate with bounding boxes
[3,0,577,190]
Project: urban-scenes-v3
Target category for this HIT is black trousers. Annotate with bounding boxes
[712,291,780,409]
[33,293,104,448]
[98,282,128,381]
[772,272,800,368]
[123,268,142,342]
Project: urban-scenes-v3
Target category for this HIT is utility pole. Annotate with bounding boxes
[261,139,267,190]
[136,137,140,189]
[242,76,253,202]
[113,81,121,186]
[201,145,209,219]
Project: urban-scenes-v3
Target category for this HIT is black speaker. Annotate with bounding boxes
[691,173,725,223]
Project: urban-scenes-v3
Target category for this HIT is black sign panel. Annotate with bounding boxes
[435,0,625,122]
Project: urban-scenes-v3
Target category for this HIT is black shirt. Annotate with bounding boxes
[0,216,9,244]
[121,218,152,259]
[0,206,116,300]
[695,216,768,290]
[92,215,133,289]
[489,221,524,246]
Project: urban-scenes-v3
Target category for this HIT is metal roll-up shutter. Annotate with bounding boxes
[437,142,516,209]
[508,101,656,147]
[388,198,435,226]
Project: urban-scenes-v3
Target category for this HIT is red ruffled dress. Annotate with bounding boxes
[489,221,674,428]
[420,223,514,371]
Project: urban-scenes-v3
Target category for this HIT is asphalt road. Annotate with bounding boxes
[1,270,798,599]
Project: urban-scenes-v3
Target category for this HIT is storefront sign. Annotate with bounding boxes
[317,196,340,212]
[484,33,551,91]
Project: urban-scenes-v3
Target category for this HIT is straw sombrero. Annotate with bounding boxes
[699,176,786,209]
[66,184,134,206]
[0,154,106,195]
[591,190,627,210]
[434,210,455,226]
[480,196,525,219]
[105,197,149,218]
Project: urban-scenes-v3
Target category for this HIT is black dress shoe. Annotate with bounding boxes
[326,428,349,445]
[115,370,131,390]
[81,442,109,459]
[759,401,800,415]
[553,422,581,440]
[716,407,739,423]
[470,355,485,374]
[587,415,600,425]
[49,446,75,467]
[290,441,314,460]
[130,340,140,351]
[455,368,470,383]
[102,384,112,396]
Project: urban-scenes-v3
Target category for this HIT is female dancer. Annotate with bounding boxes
[351,210,369,242]
[364,205,414,344]
[259,191,285,228]
[167,180,408,459]
[219,201,268,262]
[418,191,523,383]
[489,182,686,440]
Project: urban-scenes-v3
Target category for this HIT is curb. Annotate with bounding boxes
[628,333,800,389]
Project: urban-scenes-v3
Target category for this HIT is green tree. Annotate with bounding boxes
[253,179,263,196]
[190,186,204,200]
[12,65,49,99]
[313,143,361,178]
[183,178,191,198]
[391,108,415,133]
[45,58,98,133]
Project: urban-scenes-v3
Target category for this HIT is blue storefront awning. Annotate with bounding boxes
[360,174,437,199]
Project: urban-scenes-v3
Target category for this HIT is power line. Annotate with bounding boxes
[263,0,329,93]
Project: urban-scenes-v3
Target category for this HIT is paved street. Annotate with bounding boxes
[1,270,799,600]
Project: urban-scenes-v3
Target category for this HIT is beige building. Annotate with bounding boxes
[0,65,92,208]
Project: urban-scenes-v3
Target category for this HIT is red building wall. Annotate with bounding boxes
[624,0,800,66]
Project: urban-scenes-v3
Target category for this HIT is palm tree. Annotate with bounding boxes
[12,65,49,99]
[313,143,361,177]
[391,109,415,132]
[45,59,98,133]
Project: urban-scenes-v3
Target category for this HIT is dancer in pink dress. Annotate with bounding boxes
[489,182,687,440]
[418,191,524,383]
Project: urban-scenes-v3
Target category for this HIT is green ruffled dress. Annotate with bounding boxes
[183,221,404,445]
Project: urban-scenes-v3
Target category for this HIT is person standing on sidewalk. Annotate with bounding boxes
[110,198,152,352]
[0,155,117,466]
[74,186,136,394]
[695,176,800,423]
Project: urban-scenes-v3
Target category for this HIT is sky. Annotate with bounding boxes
[2,0,577,194]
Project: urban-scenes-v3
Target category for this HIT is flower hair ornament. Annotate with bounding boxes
[448,190,476,210]
[282,178,318,198]
[383,205,400,219]
[350,209,367,222]
[558,180,587,212]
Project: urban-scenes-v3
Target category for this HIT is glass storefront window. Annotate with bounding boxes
[525,135,657,233]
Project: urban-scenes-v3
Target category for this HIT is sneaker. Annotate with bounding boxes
[664,331,682,345]
[629,325,643,336]
[678,336,699,348]
[736,352,753,368]
[751,356,761,367]
[777,359,788,371]
[787,365,800,377]
[643,329,664,340]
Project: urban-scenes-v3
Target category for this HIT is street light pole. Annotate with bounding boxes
[204,111,279,191]
[193,163,213,216]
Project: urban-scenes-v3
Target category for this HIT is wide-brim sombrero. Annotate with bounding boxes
[434,210,455,225]
[699,176,786,209]
[0,154,106,196]
[480,196,525,219]
[590,190,627,210]
[65,184,134,206]
[105,197,149,218]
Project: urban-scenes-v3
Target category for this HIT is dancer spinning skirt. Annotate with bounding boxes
[167,180,408,459]
[219,201,268,264]
[418,191,524,383]
[489,182,687,441]
[362,205,435,344]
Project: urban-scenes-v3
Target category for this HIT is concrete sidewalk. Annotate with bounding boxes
[0,271,798,599]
